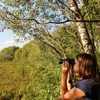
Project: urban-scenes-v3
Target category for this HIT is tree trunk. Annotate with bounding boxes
[67,0,94,55]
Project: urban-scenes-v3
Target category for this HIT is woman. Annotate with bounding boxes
[60,53,99,100]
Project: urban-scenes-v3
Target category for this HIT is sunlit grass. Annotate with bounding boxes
[0,62,33,99]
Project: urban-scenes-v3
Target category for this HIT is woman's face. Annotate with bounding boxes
[73,58,79,73]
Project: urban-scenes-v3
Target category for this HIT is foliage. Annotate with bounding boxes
[0,56,61,100]
[81,0,100,44]
[0,46,19,61]
[0,0,100,55]
[82,0,100,20]
[0,24,81,99]
[0,23,81,62]
[0,0,100,99]
[52,24,82,58]
[14,48,22,61]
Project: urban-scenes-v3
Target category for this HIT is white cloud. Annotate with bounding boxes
[4,39,15,45]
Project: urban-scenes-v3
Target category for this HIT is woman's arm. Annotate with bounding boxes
[60,71,68,99]
[60,61,73,99]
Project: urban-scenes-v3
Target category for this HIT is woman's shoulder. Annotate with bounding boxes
[75,79,94,86]
[74,79,99,100]
[75,79,94,90]
[75,79,97,92]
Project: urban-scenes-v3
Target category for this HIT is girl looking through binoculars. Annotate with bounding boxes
[60,53,99,100]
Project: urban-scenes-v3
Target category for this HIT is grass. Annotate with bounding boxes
[0,62,32,99]
[0,61,62,100]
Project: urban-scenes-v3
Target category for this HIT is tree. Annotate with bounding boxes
[14,48,22,61]
[0,0,100,57]
[0,46,19,61]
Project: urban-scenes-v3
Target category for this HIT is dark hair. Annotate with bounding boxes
[76,53,98,83]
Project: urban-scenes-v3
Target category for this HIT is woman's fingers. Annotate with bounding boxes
[62,61,70,73]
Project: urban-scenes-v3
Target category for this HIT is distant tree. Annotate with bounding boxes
[20,42,34,61]
[0,46,19,61]
[14,48,22,61]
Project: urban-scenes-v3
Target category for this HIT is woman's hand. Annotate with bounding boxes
[62,61,71,74]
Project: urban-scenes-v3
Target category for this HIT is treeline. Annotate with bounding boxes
[0,46,19,62]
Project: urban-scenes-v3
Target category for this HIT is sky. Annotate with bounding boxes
[0,29,28,51]
[0,2,29,51]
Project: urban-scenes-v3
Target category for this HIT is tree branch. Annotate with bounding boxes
[12,18,100,24]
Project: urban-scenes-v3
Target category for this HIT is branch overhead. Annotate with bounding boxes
[13,18,100,24]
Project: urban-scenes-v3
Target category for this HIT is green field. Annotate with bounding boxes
[0,62,61,100]
[0,62,34,100]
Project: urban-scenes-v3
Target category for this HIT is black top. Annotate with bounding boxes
[75,79,99,100]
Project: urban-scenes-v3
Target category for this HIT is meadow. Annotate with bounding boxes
[0,62,34,100]
[0,61,61,100]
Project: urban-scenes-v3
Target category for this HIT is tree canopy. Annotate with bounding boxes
[0,46,19,61]
[0,0,100,57]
